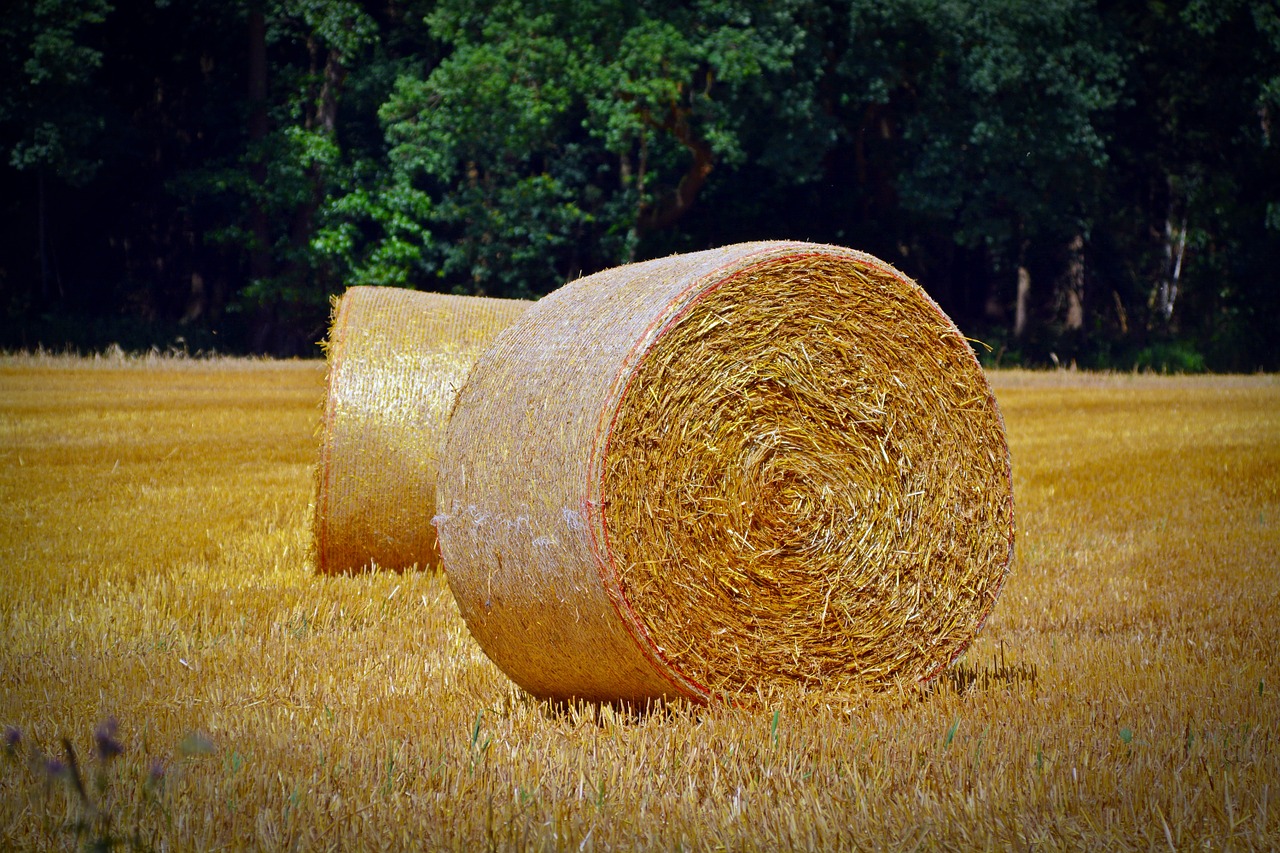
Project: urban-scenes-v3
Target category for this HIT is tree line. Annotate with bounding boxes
[1,0,1277,368]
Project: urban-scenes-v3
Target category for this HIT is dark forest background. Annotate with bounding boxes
[1,0,1277,368]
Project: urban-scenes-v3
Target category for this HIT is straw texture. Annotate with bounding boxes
[435,242,1014,704]
[314,286,530,574]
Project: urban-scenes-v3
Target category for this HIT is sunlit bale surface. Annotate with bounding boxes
[0,354,1277,850]
[438,242,1013,704]
[314,287,530,574]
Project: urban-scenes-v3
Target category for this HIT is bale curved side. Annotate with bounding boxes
[314,286,530,574]
[436,243,1014,703]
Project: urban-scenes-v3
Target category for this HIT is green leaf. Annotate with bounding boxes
[943,717,961,748]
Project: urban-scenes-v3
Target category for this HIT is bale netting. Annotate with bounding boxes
[435,242,1014,704]
[313,286,530,574]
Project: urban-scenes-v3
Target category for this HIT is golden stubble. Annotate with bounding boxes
[1,355,1277,850]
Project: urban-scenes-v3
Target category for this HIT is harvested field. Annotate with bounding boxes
[1,354,1277,850]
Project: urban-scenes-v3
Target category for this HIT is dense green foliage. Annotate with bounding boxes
[1,0,1276,366]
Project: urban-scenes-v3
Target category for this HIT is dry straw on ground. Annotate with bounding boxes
[436,241,1014,704]
[2,357,1277,849]
[313,286,529,574]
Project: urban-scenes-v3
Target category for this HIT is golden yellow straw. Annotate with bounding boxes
[437,243,1013,703]
[314,286,530,573]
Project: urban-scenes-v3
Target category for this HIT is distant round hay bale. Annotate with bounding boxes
[435,242,1014,704]
[313,286,530,574]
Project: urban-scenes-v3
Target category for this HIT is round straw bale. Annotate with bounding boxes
[314,286,530,574]
[435,242,1013,704]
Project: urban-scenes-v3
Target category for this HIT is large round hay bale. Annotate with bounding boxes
[435,242,1014,704]
[313,286,530,574]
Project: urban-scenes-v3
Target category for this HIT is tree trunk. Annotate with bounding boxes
[293,46,343,245]
[636,134,712,234]
[1155,175,1189,325]
[246,6,275,351]
[247,6,270,284]
[1160,213,1187,323]
[636,103,713,236]
[180,271,206,324]
[37,169,50,300]
[1064,233,1085,331]
[983,248,1005,322]
[317,46,343,136]
[1014,265,1031,339]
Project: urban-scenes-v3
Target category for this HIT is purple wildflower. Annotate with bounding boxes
[93,717,123,761]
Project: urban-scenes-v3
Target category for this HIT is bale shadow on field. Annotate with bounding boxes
[935,641,1038,696]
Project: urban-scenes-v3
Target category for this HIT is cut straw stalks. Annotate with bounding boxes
[436,241,1014,705]
[313,286,530,574]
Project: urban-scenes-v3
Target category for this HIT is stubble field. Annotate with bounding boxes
[1,354,1277,850]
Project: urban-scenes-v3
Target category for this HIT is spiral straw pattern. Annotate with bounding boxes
[436,243,1014,703]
